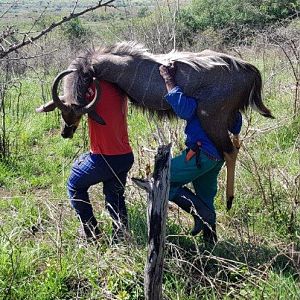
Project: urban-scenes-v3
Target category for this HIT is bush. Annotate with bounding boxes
[179,0,300,44]
[61,17,92,51]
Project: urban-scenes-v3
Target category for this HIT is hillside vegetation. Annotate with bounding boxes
[0,0,299,299]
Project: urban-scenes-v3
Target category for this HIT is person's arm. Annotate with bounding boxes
[229,112,242,135]
[165,87,197,120]
[159,64,197,120]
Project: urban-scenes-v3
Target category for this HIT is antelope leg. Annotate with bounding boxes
[223,135,241,211]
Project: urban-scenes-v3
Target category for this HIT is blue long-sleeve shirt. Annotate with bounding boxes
[165,86,242,160]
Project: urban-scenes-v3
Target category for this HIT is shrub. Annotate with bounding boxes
[61,17,92,51]
[179,0,300,45]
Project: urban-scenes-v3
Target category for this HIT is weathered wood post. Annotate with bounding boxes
[132,143,171,300]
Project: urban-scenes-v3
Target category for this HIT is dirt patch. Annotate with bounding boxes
[0,187,15,199]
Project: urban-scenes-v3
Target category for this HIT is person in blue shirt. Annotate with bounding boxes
[159,64,242,245]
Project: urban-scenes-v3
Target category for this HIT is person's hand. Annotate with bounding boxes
[159,65,172,81]
[159,62,176,82]
[166,61,176,77]
[159,62,176,92]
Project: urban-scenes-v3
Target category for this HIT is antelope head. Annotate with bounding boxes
[36,69,105,139]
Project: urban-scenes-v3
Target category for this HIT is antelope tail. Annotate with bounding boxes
[249,66,274,119]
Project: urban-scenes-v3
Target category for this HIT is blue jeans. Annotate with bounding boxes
[67,152,134,224]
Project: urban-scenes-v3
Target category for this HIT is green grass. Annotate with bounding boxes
[1,41,300,300]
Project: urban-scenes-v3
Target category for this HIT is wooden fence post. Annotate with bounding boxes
[132,143,171,300]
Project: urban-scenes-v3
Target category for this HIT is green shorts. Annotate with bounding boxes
[169,149,224,213]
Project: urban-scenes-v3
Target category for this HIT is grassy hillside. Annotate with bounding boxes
[0,1,299,299]
[0,0,156,23]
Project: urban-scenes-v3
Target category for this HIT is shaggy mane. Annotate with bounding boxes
[93,41,246,72]
[72,41,246,76]
[97,41,151,59]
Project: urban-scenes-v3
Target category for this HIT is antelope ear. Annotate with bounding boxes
[132,178,151,192]
[88,110,106,125]
[36,100,57,113]
[89,65,96,77]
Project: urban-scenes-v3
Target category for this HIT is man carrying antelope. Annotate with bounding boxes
[37,77,134,243]
[159,63,242,245]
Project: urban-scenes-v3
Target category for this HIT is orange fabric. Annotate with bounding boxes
[86,80,132,155]
[185,141,202,161]
[185,149,196,161]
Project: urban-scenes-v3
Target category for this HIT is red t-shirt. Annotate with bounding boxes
[85,80,132,155]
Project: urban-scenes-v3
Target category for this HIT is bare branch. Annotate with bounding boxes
[0,0,19,19]
[0,27,15,44]
[0,0,116,59]
[71,0,80,15]
[25,4,50,40]
[4,50,58,61]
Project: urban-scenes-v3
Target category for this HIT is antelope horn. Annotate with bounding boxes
[74,78,102,115]
[52,69,76,112]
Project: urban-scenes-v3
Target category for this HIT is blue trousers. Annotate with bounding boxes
[169,150,224,225]
[67,152,134,224]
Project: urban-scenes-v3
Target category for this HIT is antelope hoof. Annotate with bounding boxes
[226,196,234,211]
